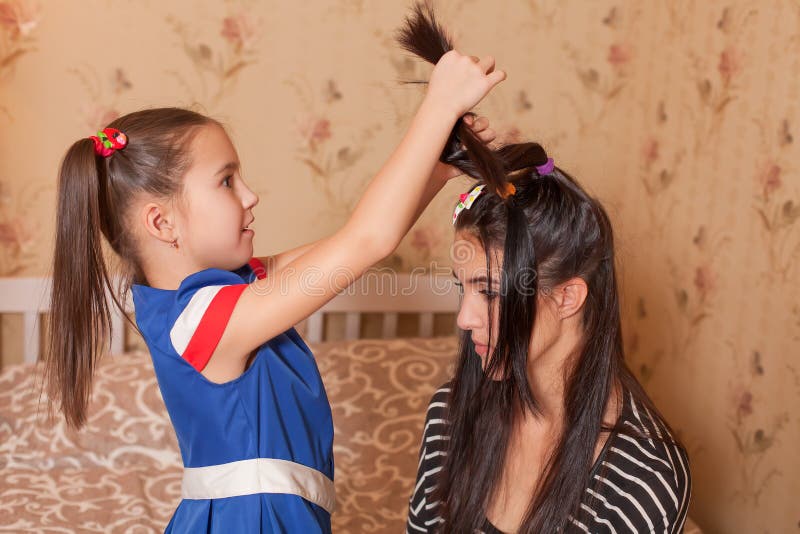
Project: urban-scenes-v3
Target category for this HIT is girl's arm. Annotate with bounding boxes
[254,174,440,274]
[259,116,495,273]
[205,52,504,382]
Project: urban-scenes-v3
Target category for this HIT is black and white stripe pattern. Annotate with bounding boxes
[407,385,691,533]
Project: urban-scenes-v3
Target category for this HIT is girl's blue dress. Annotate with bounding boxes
[131,259,334,533]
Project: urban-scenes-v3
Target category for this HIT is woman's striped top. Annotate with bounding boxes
[407,384,691,534]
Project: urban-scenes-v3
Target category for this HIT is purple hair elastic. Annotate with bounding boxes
[536,157,555,175]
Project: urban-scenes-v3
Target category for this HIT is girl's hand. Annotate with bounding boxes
[432,114,496,181]
[425,50,506,120]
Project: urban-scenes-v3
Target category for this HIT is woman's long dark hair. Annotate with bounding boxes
[398,5,684,532]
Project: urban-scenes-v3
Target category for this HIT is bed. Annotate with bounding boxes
[0,275,701,533]
[0,336,458,532]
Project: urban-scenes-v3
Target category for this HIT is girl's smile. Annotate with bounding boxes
[243,216,255,236]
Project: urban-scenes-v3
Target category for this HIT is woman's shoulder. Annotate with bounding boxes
[426,382,452,414]
[614,393,690,473]
[430,382,452,404]
[589,392,691,531]
[419,382,452,438]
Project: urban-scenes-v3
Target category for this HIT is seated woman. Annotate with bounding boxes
[399,8,691,534]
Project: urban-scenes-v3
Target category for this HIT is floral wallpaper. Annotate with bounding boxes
[0,1,798,532]
[0,0,40,274]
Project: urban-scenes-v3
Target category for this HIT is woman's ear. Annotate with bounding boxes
[553,277,588,320]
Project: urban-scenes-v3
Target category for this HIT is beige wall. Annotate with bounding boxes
[1,1,798,532]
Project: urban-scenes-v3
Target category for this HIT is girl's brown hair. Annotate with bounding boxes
[45,108,216,429]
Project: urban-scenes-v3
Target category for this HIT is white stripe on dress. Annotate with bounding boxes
[594,473,655,533]
[579,503,618,534]
[629,397,655,449]
[412,466,443,496]
[630,404,690,532]
[616,434,671,470]
[411,495,427,516]
[602,461,668,532]
[169,285,226,355]
[586,487,637,533]
[424,450,447,460]
[423,418,446,437]
[609,447,679,509]
[568,515,590,532]
[427,402,448,413]
[407,519,427,533]
[181,457,335,513]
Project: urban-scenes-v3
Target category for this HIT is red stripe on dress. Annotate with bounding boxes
[248,257,267,280]
[182,284,248,372]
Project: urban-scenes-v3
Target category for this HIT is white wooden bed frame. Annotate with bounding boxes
[0,273,460,364]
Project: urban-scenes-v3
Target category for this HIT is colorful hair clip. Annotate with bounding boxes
[90,128,128,157]
[535,157,555,175]
[452,184,486,225]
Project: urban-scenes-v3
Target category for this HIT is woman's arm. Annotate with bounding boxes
[407,385,452,531]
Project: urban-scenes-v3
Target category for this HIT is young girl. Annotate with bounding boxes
[402,12,691,534]
[43,48,505,532]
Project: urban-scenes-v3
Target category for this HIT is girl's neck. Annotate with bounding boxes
[140,259,195,291]
[139,240,222,290]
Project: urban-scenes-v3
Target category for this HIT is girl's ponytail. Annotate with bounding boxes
[41,108,215,430]
[44,138,116,430]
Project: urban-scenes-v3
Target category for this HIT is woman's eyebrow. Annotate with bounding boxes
[451,269,497,285]
[215,161,239,175]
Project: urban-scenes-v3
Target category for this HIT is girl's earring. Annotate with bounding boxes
[170,239,179,249]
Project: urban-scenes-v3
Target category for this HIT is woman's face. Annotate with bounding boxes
[452,232,564,372]
[452,233,501,361]
[175,123,259,271]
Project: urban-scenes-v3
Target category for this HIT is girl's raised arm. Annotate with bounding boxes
[258,132,494,274]
[205,52,504,381]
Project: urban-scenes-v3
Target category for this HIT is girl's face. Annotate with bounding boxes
[452,232,563,372]
[176,124,259,271]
